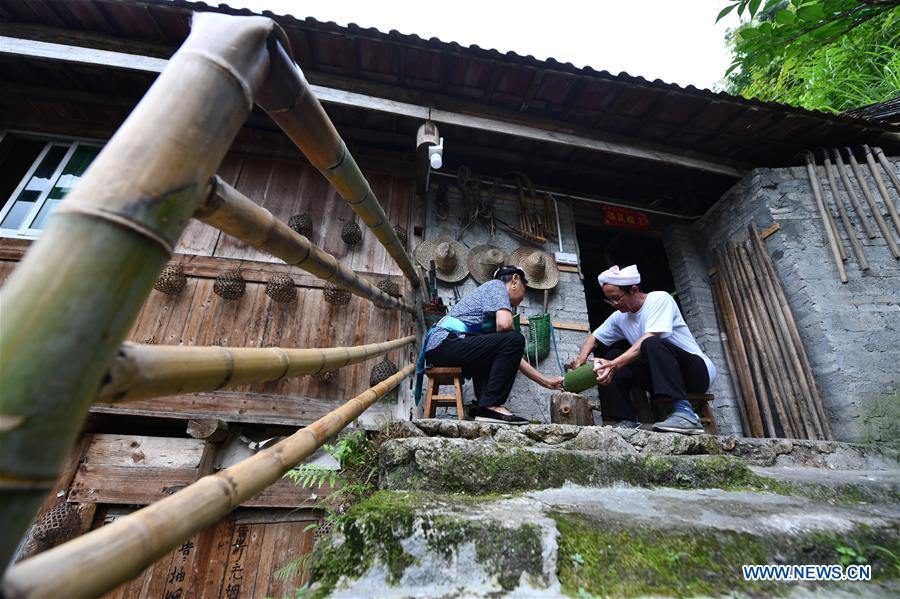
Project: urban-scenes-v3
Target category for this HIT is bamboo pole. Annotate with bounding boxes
[804,152,848,283]
[861,145,900,237]
[196,177,413,313]
[821,150,869,271]
[730,242,800,438]
[749,223,834,440]
[743,237,819,439]
[0,13,276,567]
[710,275,756,437]
[2,364,415,599]
[99,336,415,402]
[748,222,826,439]
[254,42,419,288]
[830,149,875,239]
[845,147,900,258]
[872,146,900,199]
[715,250,776,436]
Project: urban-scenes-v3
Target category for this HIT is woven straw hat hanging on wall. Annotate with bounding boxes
[414,236,470,283]
[467,245,509,284]
[510,247,560,290]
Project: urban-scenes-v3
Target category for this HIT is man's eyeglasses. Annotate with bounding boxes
[604,293,627,306]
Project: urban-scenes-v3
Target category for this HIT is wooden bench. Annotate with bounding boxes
[423,367,465,420]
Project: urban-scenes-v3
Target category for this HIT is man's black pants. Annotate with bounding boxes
[425,331,525,408]
[597,336,709,422]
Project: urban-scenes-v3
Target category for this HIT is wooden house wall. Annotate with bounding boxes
[0,146,421,427]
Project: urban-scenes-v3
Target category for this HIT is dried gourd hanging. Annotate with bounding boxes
[340,218,362,247]
[394,225,408,248]
[314,369,337,384]
[323,282,351,306]
[374,278,400,308]
[153,263,186,296]
[213,269,245,300]
[266,273,296,303]
[288,212,313,239]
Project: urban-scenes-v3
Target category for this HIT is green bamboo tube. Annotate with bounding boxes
[3,364,414,598]
[0,13,277,567]
[197,177,413,312]
[254,42,419,288]
[563,363,598,394]
[99,336,415,402]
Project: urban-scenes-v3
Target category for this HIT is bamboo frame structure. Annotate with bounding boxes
[254,42,420,288]
[0,13,277,567]
[197,176,414,312]
[99,336,415,402]
[3,364,415,599]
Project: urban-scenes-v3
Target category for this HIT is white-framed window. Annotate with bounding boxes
[0,132,103,239]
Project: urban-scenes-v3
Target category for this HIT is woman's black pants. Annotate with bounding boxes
[425,331,525,408]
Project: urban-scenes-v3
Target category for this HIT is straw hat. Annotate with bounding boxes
[510,246,559,290]
[467,245,509,284]
[414,236,470,283]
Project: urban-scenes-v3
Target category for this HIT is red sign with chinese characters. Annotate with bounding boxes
[602,206,650,230]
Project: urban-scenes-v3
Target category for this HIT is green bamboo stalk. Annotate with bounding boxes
[196,177,413,312]
[2,364,414,599]
[0,13,277,568]
[254,43,420,288]
[99,336,415,402]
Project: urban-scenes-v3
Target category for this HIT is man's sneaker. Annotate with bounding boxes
[473,407,528,425]
[653,412,704,435]
[611,420,641,429]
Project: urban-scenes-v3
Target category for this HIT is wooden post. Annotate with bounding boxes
[550,393,595,426]
[186,419,230,443]
[830,149,875,239]
[821,150,868,271]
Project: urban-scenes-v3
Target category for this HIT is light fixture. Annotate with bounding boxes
[429,137,444,170]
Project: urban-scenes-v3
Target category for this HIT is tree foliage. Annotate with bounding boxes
[719,0,900,112]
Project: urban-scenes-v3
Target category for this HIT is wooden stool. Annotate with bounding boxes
[649,393,718,435]
[423,367,465,420]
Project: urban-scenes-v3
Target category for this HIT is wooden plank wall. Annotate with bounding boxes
[101,508,317,599]
[0,152,420,426]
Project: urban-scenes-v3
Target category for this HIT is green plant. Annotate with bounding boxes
[836,542,868,567]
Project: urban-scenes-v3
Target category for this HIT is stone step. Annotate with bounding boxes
[404,420,898,469]
[379,436,900,503]
[307,486,900,598]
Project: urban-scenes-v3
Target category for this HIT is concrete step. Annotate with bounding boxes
[307,486,899,598]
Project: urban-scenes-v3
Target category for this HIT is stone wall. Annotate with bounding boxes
[671,158,900,445]
[423,180,590,423]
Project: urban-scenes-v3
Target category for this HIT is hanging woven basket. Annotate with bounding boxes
[314,369,337,384]
[341,219,363,247]
[369,357,398,387]
[213,269,245,300]
[266,273,296,304]
[394,225,408,248]
[288,212,313,239]
[374,278,401,308]
[323,282,351,306]
[153,263,187,296]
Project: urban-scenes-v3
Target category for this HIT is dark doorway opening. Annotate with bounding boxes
[575,224,676,333]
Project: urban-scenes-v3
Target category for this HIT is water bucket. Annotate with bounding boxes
[563,363,597,394]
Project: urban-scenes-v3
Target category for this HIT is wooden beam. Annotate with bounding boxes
[0,35,745,178]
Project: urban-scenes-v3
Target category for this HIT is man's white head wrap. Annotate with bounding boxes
[598,264,641,287]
